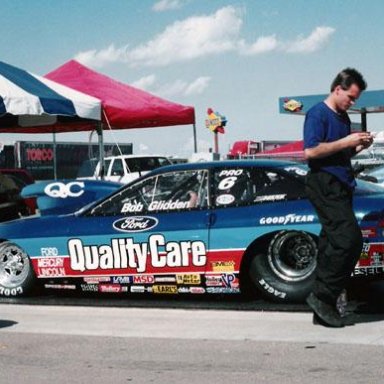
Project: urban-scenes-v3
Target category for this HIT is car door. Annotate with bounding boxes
[71,168,210,293]
[205,164,316,293]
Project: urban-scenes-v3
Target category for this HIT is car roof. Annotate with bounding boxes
[148,159,302,175]
[104,155,169,160]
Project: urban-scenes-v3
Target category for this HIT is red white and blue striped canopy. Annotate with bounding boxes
[0,61,101,132]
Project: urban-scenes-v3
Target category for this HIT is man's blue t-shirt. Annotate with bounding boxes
[303,102,355,189]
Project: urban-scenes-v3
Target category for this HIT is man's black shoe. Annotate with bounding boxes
[306,293,344,328]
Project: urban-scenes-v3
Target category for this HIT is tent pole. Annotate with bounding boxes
[97,121,105,179]
[361,108,367,132]
[193,123,197,153]
[53,129,57,180]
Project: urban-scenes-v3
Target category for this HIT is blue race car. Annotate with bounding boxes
[1,159,384,302]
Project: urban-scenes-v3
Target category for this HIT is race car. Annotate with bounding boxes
[1,159,384,302]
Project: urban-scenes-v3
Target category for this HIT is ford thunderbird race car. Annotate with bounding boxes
[1,160,384,302]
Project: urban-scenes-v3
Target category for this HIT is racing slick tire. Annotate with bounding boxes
[249,231,317,303]
[0,241,35,297]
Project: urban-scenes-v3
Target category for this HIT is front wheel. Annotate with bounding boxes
[0,241,35,297]
[249,231,317,303]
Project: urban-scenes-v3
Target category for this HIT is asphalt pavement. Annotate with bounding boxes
[1,302,384,384]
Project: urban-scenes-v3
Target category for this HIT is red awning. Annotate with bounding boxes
[46,60,195,130]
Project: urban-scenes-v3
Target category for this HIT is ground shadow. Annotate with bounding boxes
[0,320,17,329]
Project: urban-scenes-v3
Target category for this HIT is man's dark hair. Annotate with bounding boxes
[330,68,367,92]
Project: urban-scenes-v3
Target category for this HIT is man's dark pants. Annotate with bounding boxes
[305,171,363,305]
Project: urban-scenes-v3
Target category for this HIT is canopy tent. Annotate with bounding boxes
[45,60,196,148]
[0,61,101,133]
[279,90,384,131]
[0,60,102,178]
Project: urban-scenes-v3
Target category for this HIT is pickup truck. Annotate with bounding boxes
[77,155,173,184]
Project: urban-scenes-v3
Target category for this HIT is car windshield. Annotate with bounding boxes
[124,157,171,173]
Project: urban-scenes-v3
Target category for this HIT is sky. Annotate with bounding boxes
[2,0,384,158]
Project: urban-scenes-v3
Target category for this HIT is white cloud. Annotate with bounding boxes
[131,75,210,98]
[239,35,279,55]
[184,76,211,95]
[74,7,335,67]
[127,6,243,66]
[131,74,157,90]
[75,6,242,67]
[152,0,185,12]
[285,26,335,53]
[165,77,210,97]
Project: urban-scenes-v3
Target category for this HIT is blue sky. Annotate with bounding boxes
[2,0,384,157]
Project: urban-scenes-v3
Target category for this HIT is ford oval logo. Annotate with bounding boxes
[113,216,159,232]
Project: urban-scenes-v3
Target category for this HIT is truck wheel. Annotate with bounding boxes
[249,231,317,303]
[0,242,35,297]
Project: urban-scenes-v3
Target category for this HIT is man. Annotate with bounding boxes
[303,68,373,327]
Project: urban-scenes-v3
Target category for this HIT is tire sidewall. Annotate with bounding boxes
[0,241,35,297]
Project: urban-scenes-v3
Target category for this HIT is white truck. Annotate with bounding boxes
[77,155,173,184]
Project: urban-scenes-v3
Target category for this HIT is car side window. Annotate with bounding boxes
[111,159,125,176]
[254,169,306,201]
[91,169,208,216]
[213,166,305,207]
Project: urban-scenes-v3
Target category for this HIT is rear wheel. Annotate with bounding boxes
[0,241,35,297]
[249,231,317,303]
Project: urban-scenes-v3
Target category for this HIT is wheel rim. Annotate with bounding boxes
[267,232,317,282]
[0,243,30,288]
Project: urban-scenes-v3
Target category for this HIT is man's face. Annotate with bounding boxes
[334,83,361,112]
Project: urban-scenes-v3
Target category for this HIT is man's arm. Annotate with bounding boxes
[304,132,373,160]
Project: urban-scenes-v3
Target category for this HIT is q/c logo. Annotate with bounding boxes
[44,181,85,199]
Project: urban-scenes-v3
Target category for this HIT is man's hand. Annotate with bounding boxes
[304,132,374,159]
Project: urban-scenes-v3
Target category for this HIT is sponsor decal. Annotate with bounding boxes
[189,287,205,294]
[258,278,286,299]
[206,287,240,294]
[68,235,207,273]
[99,284,124,293]
[254,194,286,203]
[284,166,307,176]
[222,274,239,288]
[112,276,132,284]
[45,284,76,290]
[37,257,64,268]
[371,252,383,266]
[133,275,155,284]
[148,200,190,211]
[353,266,384,276]
[130,285,146,293]
[176,274,201,285]
[37,259,66,277]
[211,261,235,272]
[361,227,377,238]
[121,202,144,213]
[360,243,370,259]
[40,247,59,257]
[84,276,111,284]
[80,284,99,292]
[259,214,315,225]
[205,275,225,287]
[155,276,176,283]
[113,216,158,233]
[0,287,23,296]
[44,181,85,198]
[178,287,190,294]
[153,285,178,294]
[219,169,244,177]
[216,194,235,205]
[283,98,303,113]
